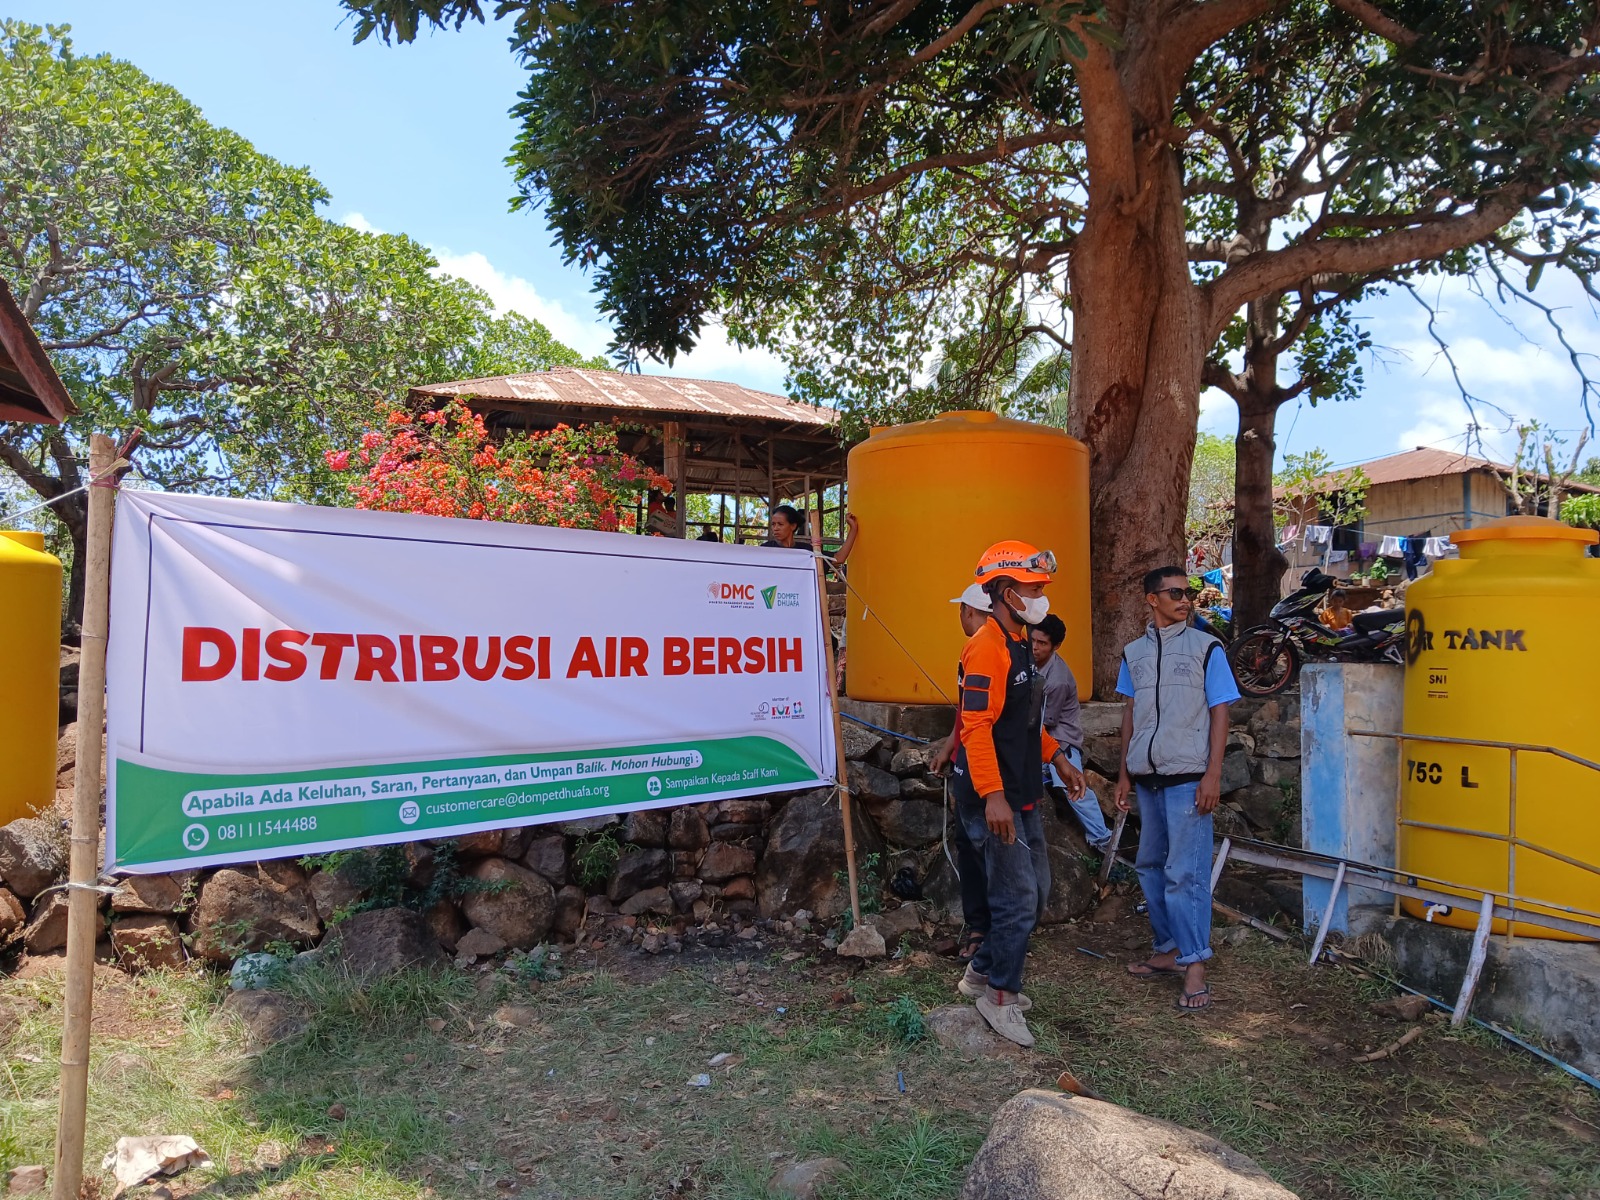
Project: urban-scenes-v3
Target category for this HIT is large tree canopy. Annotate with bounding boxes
[346,0,1600,688]
[0,21,597,624]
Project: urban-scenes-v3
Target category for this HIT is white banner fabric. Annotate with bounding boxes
[105,492,836,872]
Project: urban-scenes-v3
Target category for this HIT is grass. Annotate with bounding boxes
[2,913,1599,1200]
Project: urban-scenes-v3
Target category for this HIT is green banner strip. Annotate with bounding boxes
[112,736,819,871]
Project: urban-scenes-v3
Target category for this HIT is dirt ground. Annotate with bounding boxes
[3,909,1598,1200]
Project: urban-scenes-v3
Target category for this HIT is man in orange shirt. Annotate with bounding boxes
[947,541,1076,1047]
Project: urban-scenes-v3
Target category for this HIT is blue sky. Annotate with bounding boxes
[28,0,1600,474]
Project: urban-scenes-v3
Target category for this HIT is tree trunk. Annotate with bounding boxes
[1068,140,1207,697]
[1231,396,1287,632]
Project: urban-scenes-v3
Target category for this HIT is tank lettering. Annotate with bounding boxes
[1461,766,1480,789]
[1436,628,1527,652]
[1407,759,1443,785]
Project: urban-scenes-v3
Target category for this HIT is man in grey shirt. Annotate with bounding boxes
[1029,615,1113,851]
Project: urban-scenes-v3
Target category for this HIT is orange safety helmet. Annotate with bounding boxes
[974,541,1057,585]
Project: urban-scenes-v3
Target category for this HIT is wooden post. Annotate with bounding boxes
[662,420,687,538]
[733,435,743,544]
[1451,892,1497,1027]
[53,433,117,1200]
[810,510,861,928]
[1308,860,1347,966]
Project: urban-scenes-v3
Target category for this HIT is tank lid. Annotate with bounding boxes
[1450,515,1598,547]
[0,530,46,552]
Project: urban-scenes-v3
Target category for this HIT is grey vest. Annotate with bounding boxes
[1122,623,1222,778]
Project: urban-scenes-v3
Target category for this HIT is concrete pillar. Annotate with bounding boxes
[1301,663,1404,933]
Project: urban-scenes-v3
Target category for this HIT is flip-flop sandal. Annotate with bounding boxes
[1126,960,1183,980]
[958,931,986,961]
[1174,986,1213,1014]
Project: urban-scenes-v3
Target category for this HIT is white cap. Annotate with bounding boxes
[950,583,992,611]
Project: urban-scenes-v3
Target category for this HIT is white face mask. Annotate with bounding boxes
[1009,590,1049,625]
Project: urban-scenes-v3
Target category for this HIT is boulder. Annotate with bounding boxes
[835,923,886,959]
[459,858,555,950]
[889,744,938,778]
[522,835,569,885]
[1078,701,1125,740]
[868,903,922,948]
[624,808,670,848]
[189,864,321,964]
[1249,720,1302,760]
[0,817,65,900]
[500,826,535,862]
[110,916,186,971]
[720,876,756,901]
[716,799,771,825]
[6,1164,47,1195]
[223,990,309,1049]
[669,880,704,912]
[840,720,891,762]
[870,800,944,849]
[1041,846,1097,925]
[668,807,710,850]
[1226,783,1287,832]
[23,892,72,954]
[1214,877,1288,924]
[1251,757,1300,790]
[756,788,884,920]
[557,814,620,837]
[925,1005,1026,1060]
[847,761,902,803]
[698,842,757,882]
[899,775,944,800]
[961,1089,1300,1200]
[551,885,586,940]
[323,907,446,977]
[607,848,671,902]
[619,887,673,917]
[424,900,467,952]
[1081,735,1123,779]
[454,926,508,961]
[307,867,364,924]
[0,887,25,940]
[450,828,505,858]
[1219,747,1253,796]
[110,874,188,916]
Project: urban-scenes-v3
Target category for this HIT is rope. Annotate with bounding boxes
[839,712,933,746]
[1,460,126,523]
[817,553,956,705]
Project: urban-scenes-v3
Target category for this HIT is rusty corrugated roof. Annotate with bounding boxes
[0,278,75,425]
[409,366,836,428]
[1279,446,1600,497]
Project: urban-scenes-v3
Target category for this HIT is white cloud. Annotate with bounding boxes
[341,211,382,235]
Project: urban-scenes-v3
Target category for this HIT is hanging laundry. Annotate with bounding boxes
[1423,536,1453,558]
[1327,549,1349,566]
[1333,527,1361,553]
[1402,537,1427,580]
[1304,525,1333,546]
[1201,568,1226,588]
[1280,524,1300,544]
[1359,542,1379,560]
[1378,535,1404,556]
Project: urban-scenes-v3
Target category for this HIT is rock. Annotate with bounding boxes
[454,926,507,961]
[521,835,569,885]
[668,807,710,850]
[189,864,321,964]
[324,908,446,977]
[671,850,701,878]
[110,915,186,971]
[307,867,365,924]
[557,814,621,837]
[1249,720,1301,760]
[450,828,504,858]
[607,848,671,902]
[1212,805,1250,842]
[1041,846,1097,925]
[624,809,670,848]
[403,843,436,889]
[22,891,72,954]
[1370,993,1431,1021]
[424,899,468,952]
[0,887,24,940]
[1260,876,1302,919]
[1219,747,1253,796]
[756,788,884,920]
[669,880,704,912]
[888,744,938,778]
[1227,783,1286,832]
[699,842,757,882]
[716,799,770,824]
[709,823,760,844]
[1081,735,1124,778]
[840,721,890,761]
[720,876,756,901]
[925,1005,1026,1060]
[551,886,586,940]
[918,855,964,925]
[770,1158,847,1200]
[847,761,901,803]
[230,952,286,991]
[836,923,886,959]
[1251,757,1299,790]
[1078,701,1125,740]
[6,1165,47,1195]
[0,817,65,900]
[110,874,187,915]
[899,775,943,800]
[619,886,673,916]
[872,799,944,848]
[961,1089,1300,1200]
[868,903,922,947]
[223,989,308,1049]
[1214,876,1287,923]
[460,859,555,950]
[500,826,534,862]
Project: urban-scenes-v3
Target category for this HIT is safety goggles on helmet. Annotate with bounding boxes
[974,547,1058,582]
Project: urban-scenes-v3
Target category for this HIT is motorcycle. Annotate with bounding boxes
[1226,569,1406,697]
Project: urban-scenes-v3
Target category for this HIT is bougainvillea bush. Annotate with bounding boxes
[326,401,665,530]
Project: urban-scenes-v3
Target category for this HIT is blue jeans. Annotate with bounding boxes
[957,800,1049,993]
[951,809,990,935]
[1048,746,1112,848]
[1134,781,1214,965]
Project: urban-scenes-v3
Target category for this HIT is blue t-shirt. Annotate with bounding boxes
[1116,640,1241,707]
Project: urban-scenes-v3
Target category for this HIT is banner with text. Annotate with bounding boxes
[106,492,835,872]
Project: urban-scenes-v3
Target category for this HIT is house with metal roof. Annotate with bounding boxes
[0,278,75,425]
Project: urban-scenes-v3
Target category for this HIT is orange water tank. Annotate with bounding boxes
[844,411,1092,703]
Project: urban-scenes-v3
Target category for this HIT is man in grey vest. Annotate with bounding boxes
[1113,566,1239,1014]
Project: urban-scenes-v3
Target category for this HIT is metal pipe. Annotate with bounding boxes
[1309,860,1346,965]
[1507,748,1519,943]
[1348,729,1600,774]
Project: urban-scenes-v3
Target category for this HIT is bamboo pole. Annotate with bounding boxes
[810,510,862,928]
[53,433,118,1199]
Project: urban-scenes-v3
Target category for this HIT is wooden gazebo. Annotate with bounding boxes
[408,366,849,541]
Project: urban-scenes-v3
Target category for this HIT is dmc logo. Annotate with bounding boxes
[709,582,755,600]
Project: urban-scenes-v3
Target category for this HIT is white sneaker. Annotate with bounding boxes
[976,991,1035,1048]
[957,966,1032,1010]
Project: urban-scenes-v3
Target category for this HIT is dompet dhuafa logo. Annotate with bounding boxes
[761,584,803,610]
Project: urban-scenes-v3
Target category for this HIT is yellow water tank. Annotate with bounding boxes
[845,411,1092,704]
[1399,516,1600,939]
[0,530,62,824]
